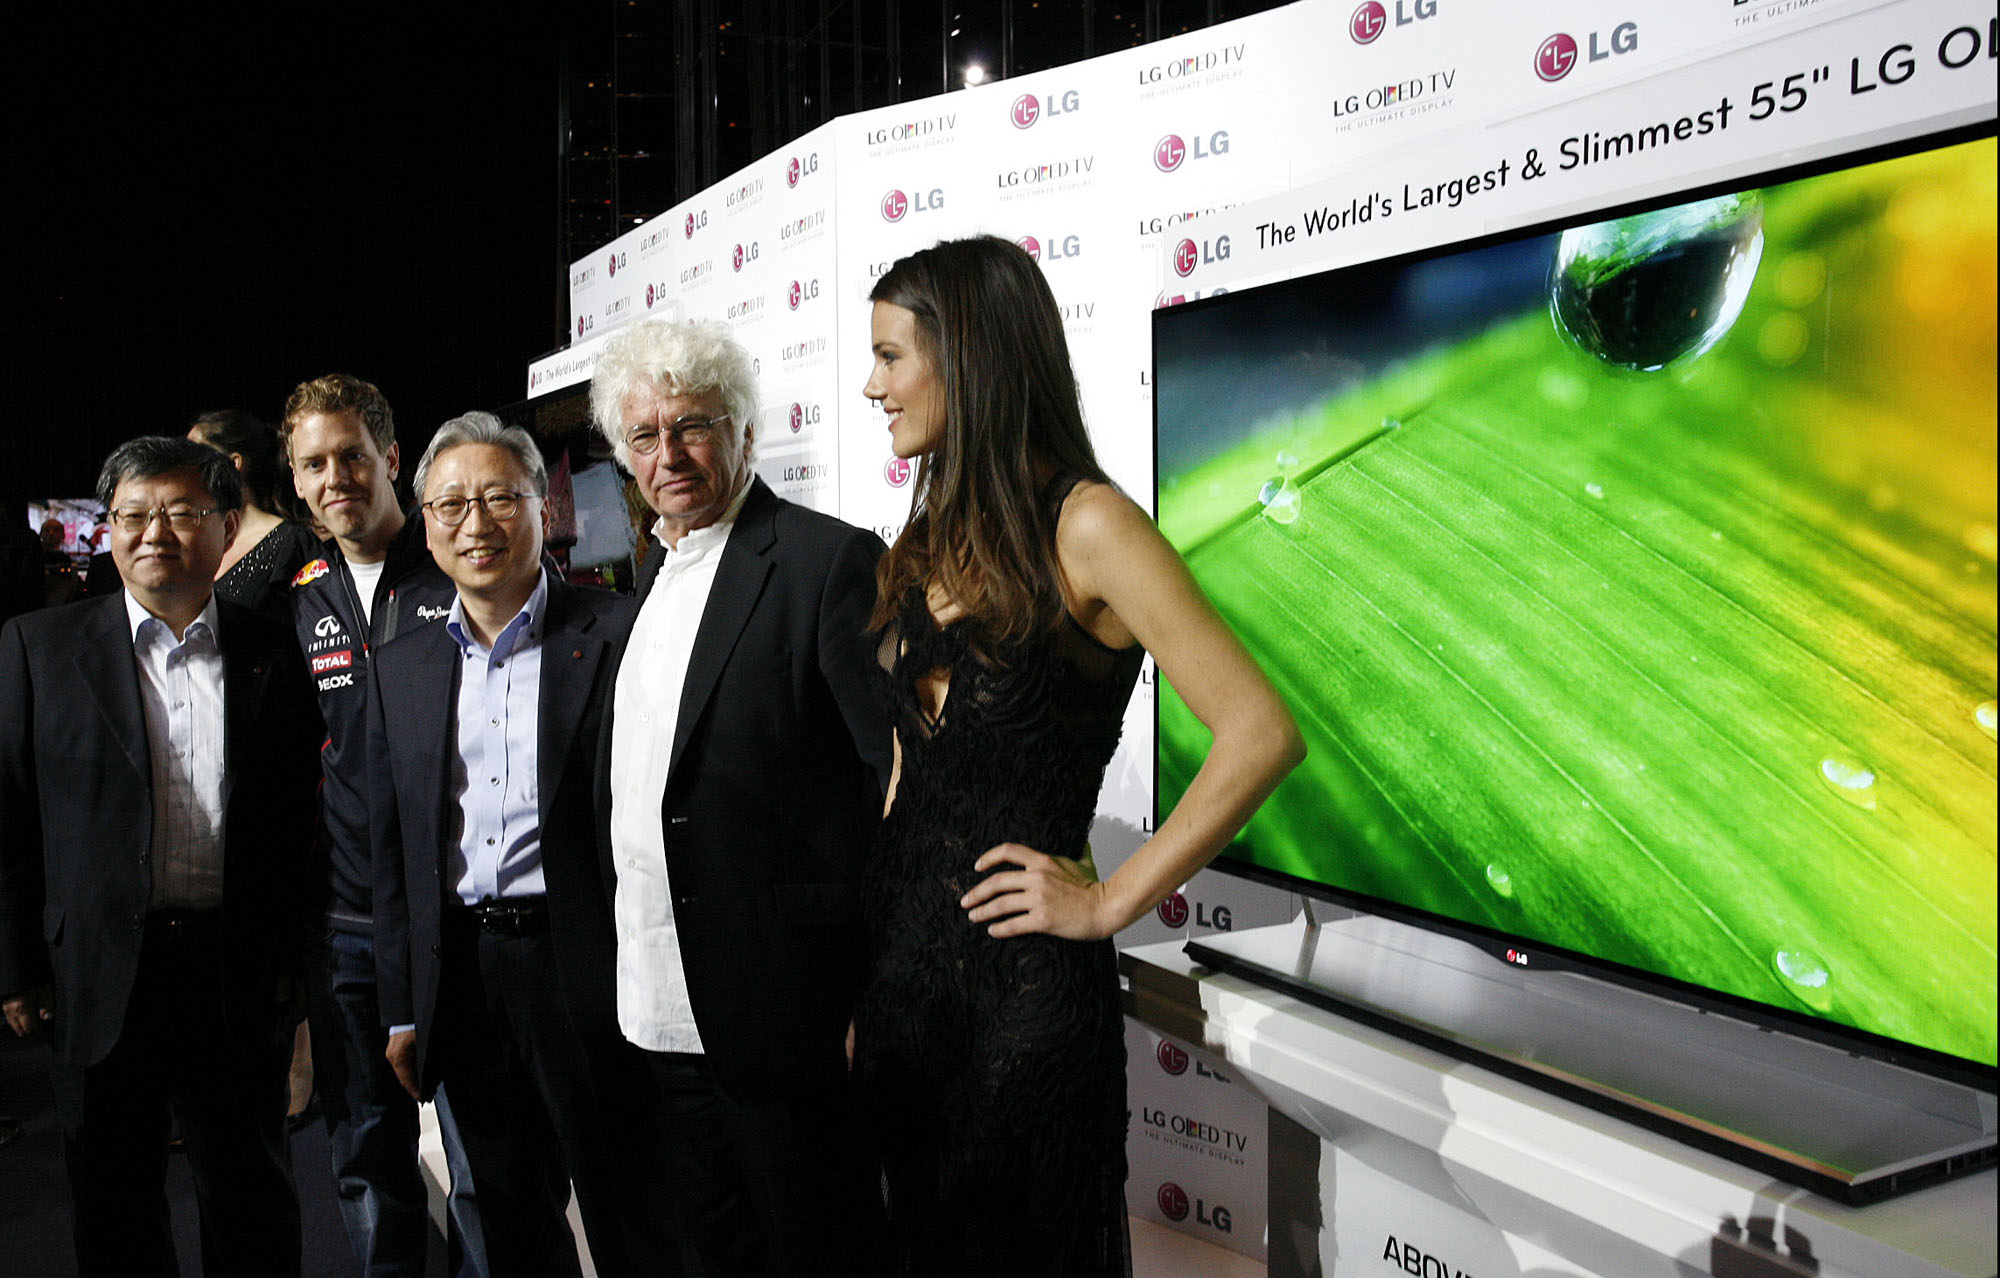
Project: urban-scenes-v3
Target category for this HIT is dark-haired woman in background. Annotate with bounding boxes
[189,409,321,616]
[855,235,1303,1275]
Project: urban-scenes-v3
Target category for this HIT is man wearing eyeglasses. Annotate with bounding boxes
[588,318,889,1274]
[367,413,672,1277]
[0,436,323,1275]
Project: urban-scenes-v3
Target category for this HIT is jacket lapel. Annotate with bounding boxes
[537,580,602,829]
[668,478,777,782]
[401,623,462,881]
[72,595,149,782]
[215,601,268,795]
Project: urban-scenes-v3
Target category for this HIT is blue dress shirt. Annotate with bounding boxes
[446,571,548,905]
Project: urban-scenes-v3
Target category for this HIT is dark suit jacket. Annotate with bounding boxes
[603,477,890,1102]
[0,592,324,1067]
[370,577,638,1098]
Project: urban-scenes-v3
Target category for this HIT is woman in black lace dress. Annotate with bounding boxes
[189,409,320,617]
[854,236,1303,1275]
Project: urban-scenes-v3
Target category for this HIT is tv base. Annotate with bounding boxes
[1182,914,1995,1205]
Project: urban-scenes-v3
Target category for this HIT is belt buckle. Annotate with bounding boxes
[471,898,543,935]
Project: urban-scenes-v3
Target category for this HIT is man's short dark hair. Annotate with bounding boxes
[95,436,246,513]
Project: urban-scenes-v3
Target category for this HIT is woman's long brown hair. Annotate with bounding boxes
[867,236,1110,643]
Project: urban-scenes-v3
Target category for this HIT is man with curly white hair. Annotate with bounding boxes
[591,318,888,1273]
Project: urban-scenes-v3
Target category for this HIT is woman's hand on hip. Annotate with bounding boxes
[963,843,1113,941]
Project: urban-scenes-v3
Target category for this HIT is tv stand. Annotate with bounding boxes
[1178,915,1994,1204]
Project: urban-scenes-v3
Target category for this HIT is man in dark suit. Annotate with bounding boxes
[370,413,672,1277]
[0,436,323,1276]
[588,318,890,1275]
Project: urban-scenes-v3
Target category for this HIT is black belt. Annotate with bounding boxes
[450,896,550,936]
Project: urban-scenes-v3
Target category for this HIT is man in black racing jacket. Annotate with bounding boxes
[283,374,480,1277]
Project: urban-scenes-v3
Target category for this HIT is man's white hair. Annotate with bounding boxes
[588,318,759,469]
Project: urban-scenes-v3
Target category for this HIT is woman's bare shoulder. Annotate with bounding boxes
[1054,479,1152,555]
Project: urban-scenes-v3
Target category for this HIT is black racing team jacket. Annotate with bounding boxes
[290,515,454,933]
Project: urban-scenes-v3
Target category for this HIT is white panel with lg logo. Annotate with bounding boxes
[1161,0,1945,301]
[827,89,995,540]
[1124,1019,1270,1262]
[725,124,842,512]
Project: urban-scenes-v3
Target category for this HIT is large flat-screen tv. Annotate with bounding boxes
[1154,124,1997,1089]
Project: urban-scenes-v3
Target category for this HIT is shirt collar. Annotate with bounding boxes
[125,588,220,647]
[446,567,549,662]
[650,480,752,559]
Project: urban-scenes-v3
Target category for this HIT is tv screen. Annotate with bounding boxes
[1155,127,1997,1078]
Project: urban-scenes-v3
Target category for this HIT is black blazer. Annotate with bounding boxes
[603,477,890,1102]
[369,577,638,1098]
[0,592,323,1067]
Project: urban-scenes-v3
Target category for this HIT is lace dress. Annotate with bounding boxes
[215,521,321,618]
[854,507,1144,1276]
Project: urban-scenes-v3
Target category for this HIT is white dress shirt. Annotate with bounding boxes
[609,488,748,1053]
[126,591,228,909]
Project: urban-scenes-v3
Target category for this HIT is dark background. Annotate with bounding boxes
[0,1,1285,505]
[2,2,559,500]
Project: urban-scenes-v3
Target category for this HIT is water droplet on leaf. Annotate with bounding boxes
[1257,477,1302,525]
[1818,754,1878,810]
[1550,192,1765,371]
[1772,946,1834,1013]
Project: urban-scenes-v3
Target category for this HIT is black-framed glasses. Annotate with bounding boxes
[421,491,536,526]
[108,507,223,534]
[624,415,731,456]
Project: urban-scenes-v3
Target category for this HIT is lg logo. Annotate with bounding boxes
[1536,24,1636,80]
[880,188,945,222]
[1158,1183,1233,1233]
[1155,1041,1189,1076]
[1152,888,1234,929]
[788,279,820,310]
[1011,89,1080,129]
[884,457,913,488]
[1153,131,1229,173]
[1351,1,1386,42]
[1017,234,1082,263]
[789,403,821,434]
[1353,0,1435,41]
[1172,236,1230,278]
[1535,32,1579,81]
[684,209,708,238]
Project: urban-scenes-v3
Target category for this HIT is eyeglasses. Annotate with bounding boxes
[108,507,223,534]
[421,492,537,526]
[624,415,731,456]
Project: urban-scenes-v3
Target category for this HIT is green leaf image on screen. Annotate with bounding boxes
[1156,135,1998,1070]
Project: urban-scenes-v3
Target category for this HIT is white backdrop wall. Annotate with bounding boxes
[536,0,1994,1257]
